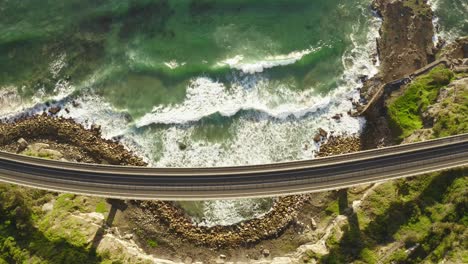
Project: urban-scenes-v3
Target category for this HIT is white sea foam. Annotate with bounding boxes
[0,2,383,226]
[134,79,366,166]
[129,46,319,74]
[137,77,337,127]
[197,199,273,227]
[428,0,444,45]
[164,60,186,69]
[0,83,72,120]
[428,0,468,44]
[134,12,380,168]
[49,53,67,79]
[0,87,24,116]
[219,46,322,74]
[57,94,152,164]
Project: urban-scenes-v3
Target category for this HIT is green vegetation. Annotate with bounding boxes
[431,77,468,137]
[22,149,55,159]
[321,170,468,264]
[388,66,454,140]
[325,200,340,216]
[95,200,108,214]
[0,186,115,263]
[39,194,93,248]
[0,186,101,263]
[147,239,158,248]
[320,65,468,263]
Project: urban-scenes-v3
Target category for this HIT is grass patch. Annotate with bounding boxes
[359,248,378,264]
[0,185,101,263]
[95,200,108,214]
[322,169,468,263]
[147,239,158,248]
[22,150,55,159]
[325,200,340,216]
[432,88,468,137]
[388,66,454,140]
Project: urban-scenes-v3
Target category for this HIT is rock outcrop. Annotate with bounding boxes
[360,0,437,149]
[0,114,145,166]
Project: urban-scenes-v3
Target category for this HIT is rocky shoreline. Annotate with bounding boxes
[132,196,310,249]
[0,114,145,166]
[317,137,361,158]
[0,113,357,252]
[360,0,438,148]
[0,0,462,262]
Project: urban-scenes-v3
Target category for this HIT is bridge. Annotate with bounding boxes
[0,133,466,200]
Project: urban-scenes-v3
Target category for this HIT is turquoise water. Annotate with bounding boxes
[7,0,467,225]
[2,0,467,168]
[0,0,383,224]
[430,0,468,42]
[1,0,359,104]
[0,0,379,167]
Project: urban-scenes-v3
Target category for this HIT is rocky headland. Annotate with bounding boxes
[359,0,437,148]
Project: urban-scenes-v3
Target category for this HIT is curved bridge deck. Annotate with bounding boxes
[0,134,467,200]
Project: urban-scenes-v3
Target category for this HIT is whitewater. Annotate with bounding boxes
[0,1,388,226]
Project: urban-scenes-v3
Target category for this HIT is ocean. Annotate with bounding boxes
[0,0,465,226]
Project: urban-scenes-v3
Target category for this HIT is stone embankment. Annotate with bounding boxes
[0,114,145,166]
[132,195,310,248]
[317,137,361,157]
[0,114,313,249]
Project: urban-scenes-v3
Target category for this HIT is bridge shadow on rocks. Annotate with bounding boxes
[335,189,363,258]
[321,169,464,263]
[90,199,127,250]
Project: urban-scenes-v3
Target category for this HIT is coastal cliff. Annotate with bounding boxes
[361,0,437,148]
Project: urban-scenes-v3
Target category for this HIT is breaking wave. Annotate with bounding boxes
[218,45,325,74]
[428,0,468,44]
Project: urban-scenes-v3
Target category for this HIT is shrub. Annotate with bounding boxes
[147,239,158,248]
[360,248,378,264]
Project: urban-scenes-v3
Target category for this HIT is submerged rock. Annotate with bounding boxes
[48,106,61,115]
[313,134,321,143]
[318,128,328,138]
[178,142,187,151]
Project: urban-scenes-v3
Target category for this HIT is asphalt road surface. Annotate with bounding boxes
[0,134,467,200]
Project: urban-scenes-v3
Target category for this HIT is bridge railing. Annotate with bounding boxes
[1,133,467,176]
